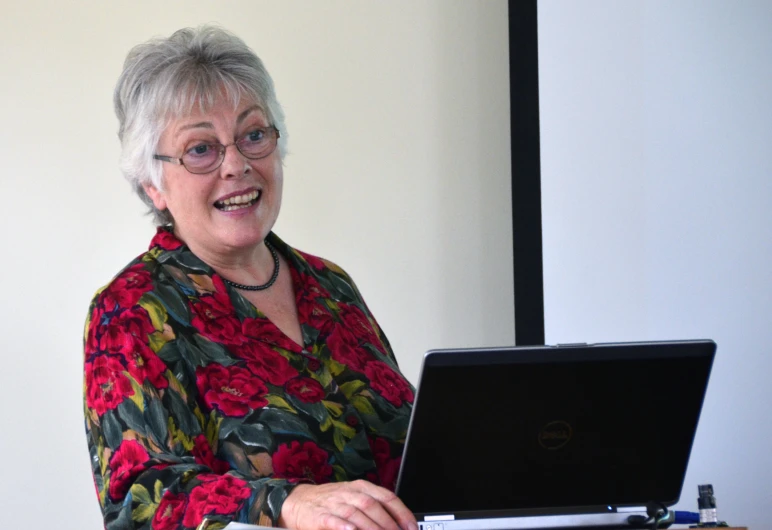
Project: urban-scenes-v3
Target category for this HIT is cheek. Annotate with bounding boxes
[253,158,283,201]
[163,175,213,214]
[271,161,284,189]
[270,171,284,207]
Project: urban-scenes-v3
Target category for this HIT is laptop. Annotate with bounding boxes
[395,340,716,530]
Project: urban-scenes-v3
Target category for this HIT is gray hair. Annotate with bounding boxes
[114,25,288,225]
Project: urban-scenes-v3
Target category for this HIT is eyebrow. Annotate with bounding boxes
[237,105,261,124]
[174,105,264,138]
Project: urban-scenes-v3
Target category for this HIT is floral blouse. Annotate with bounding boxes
[83,228,415,530]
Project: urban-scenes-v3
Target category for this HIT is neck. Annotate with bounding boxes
[174,228,277,286]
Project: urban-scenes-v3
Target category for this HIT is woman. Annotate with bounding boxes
[84,26,417,530]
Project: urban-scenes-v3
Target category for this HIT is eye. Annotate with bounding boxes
[244,128,266,143]
[186,143,216,158]
[236,127,276,159]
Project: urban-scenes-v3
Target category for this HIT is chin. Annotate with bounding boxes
[220,224,271,249]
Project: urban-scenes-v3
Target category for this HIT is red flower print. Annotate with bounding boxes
[370,436,390,461]
[120,344,168,389]
[192,434,230,474]
[368,437,401,491]
[152,492,187,530]
[150,228,184,251]
[234,342,297,386]
[190,287,245,346]
[302,272,330,299]
[327,326,373,371]
[382,459,401,490]
[208,276,235,310]
[338,305,384,353]
[295,297,333,334]
[182,474,252,528]
[241,318,301,352]
[95,307,168,388]
[365,361,414,407]
[293,270,333,330]
[85,355,134,415]
[298,251,327,271]
[285,377,326,403]
[108,440,150,500]
[85,305,105,356]
[292,267,330,299]
[102,263,153,310]
[196,364,268,417]
[272,441,332,484]
[98,307,156,355]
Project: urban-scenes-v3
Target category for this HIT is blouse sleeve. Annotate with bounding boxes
[83,283,294,530]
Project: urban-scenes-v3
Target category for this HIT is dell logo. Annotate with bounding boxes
[538,420,573,450]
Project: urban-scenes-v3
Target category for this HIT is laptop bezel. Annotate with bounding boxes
[395,339,716,520]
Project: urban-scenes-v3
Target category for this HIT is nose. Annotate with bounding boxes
[219,143,250,179]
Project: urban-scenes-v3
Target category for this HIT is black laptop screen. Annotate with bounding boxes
[397,342,714,515]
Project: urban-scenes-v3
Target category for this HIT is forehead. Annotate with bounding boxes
[162,100,268,142]
[160,85,267,133]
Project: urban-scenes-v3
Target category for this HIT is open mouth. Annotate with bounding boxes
[214,190,260,212]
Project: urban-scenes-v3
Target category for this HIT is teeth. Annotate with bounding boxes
[216,190,259,209]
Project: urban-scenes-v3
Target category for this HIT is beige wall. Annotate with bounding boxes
[0,1,512,526]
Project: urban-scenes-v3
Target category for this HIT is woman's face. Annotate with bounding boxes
[144,96,283,261]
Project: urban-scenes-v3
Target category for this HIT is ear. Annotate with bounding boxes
[142,181,168,211]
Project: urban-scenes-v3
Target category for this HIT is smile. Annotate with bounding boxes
[214,190,260,212]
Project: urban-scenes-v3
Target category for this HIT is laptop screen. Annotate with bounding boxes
[396,341,715,516]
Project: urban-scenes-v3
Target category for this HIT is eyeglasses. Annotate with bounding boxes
[154,126,280,175]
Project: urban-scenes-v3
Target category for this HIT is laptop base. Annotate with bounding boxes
[417,509,651,529]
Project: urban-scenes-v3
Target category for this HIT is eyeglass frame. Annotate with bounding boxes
[153,125,281,175]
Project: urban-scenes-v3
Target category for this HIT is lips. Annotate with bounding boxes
[214,189,260,211]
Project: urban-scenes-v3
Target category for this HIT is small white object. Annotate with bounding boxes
[425,514,455,521]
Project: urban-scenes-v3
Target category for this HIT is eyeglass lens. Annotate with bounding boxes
[182,127,277,173]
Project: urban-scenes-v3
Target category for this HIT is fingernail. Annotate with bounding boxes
[409,523,419,530]
[345,525,355,530]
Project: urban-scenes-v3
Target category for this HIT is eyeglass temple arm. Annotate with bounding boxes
[153,155,184,165]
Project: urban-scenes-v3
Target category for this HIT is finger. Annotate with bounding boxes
[384,501,417,530]
[345,493,401,530]
[347,481,417,530]
[352,480,418,530]
[333,501,390,530]
[380,494,418,530]
[319,511,357,530]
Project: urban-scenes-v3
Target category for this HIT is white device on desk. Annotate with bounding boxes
[395,340,716,530]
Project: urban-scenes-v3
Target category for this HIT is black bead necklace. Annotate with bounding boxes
[221,240,280,291]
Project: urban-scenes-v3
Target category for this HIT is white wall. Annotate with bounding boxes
[0,2,512,527]
[539,1,772,527]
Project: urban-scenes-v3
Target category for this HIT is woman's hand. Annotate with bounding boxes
[278,480,418,530]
